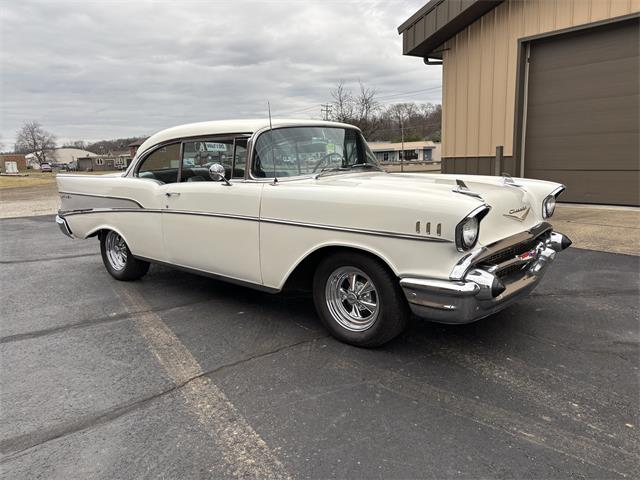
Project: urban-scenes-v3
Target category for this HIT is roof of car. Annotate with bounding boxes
[136,119,359,158]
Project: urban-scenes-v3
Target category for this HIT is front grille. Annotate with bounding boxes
[494,263,528,278]
[478,238,539,267]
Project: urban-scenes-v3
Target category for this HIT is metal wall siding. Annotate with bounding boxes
[490,4,509,157]
[441,156,515,175]
[441,0,639,158]
[426,12,437,37]
[466,21,482,156]
[436,3,449,30]
[478,13,495,156]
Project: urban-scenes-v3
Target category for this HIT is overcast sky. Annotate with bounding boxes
[0,0,441,146]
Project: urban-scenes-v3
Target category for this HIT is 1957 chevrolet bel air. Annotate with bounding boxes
[56,119,571,346]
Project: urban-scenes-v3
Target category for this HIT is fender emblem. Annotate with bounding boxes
[503,205,530,222]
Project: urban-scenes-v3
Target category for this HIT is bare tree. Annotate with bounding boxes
[328,83,442,142]
[64,140,88,150]
[330,81,354,123]
[14,121,56,165]
[353,81,382,138]
[329,80,382,138]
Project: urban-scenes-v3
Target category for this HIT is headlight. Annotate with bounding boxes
[542,185,565,219]
[455,205,490,251]
[461,217,479,248]
[543,195,556,218]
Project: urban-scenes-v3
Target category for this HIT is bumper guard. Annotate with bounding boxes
[400,230,571,324]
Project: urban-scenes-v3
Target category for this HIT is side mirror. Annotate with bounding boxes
[208,163,231,186]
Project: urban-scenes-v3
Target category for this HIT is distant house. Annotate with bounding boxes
[368,141,441,164]
[77,154,130,171]
[0,154,27,172]
[128,139,147,159]
[26,148,97,169]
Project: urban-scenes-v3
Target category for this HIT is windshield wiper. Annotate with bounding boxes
[315,164,382,179]
[315,167,349,179]
[350,163,383,171]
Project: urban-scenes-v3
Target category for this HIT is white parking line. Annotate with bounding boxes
[116,286,291,479]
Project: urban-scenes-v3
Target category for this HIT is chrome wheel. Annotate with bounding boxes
[105,231,128,271]
[325,266,379,332]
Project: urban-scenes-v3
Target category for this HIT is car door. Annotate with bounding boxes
[160,137,264,285]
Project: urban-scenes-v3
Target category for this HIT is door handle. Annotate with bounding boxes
[165,192,181,197]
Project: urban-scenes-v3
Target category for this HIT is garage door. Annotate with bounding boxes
[523,17,639,206]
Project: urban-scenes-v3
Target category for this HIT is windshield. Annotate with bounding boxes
[251,126,379,178]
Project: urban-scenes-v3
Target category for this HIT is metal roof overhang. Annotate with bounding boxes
[398,0,504,59]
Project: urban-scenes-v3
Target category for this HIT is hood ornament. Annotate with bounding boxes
[502,174,525,189]
[452,179,483,199]
[503,205,530,222]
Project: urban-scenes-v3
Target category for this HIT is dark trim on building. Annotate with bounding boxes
[441,156,515,176]
[398,0,503,58]
[512,12,640,174]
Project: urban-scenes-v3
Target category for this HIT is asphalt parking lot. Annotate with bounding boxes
[1,215,638,479]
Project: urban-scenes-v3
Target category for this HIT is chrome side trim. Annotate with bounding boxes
[59,191,144,208]
[56,174,125,178]
[163,210,258,221]
[57,208,452,243]
[260,217,452,243]
[55,215,74,238]
[60,208,161,217]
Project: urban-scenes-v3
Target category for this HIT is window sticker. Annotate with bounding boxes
[204,142,228,152]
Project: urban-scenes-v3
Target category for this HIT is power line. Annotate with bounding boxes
[266,85,442,119]
[274,104,321,117]
[320,104,332,120]
[376,85,442,101]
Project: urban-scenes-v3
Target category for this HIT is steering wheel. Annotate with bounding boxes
[312,152,346,173]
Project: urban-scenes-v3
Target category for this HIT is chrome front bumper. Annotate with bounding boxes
[400,229,571,324]
[55,215,74,238]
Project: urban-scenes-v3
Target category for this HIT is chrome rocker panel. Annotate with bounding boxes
[400,230,571,324]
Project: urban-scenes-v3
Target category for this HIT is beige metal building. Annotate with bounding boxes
[399,0,639,205]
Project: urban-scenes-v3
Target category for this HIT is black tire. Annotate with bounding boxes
[100,230,150,281]
[312,252,409,347]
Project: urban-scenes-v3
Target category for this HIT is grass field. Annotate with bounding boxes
[0,172,57,189]
[0,171,121,189]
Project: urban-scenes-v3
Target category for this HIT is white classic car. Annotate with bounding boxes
[56,119,571,346]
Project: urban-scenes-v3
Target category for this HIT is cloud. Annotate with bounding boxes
[0,0,441,145]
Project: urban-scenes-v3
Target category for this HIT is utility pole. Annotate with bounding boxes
[400,115,405,173]
[320,104,332,121]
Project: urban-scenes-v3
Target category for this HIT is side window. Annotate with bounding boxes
[232,138,247,179]
[137,143,180,184]
[180,139,245,182]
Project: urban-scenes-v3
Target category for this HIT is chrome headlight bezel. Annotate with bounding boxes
[455,205,491,252]
[542,185,565,219]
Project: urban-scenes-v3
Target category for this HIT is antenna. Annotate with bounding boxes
[268,101,277,184]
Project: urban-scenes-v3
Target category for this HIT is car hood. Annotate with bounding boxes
[314,172,548,245]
